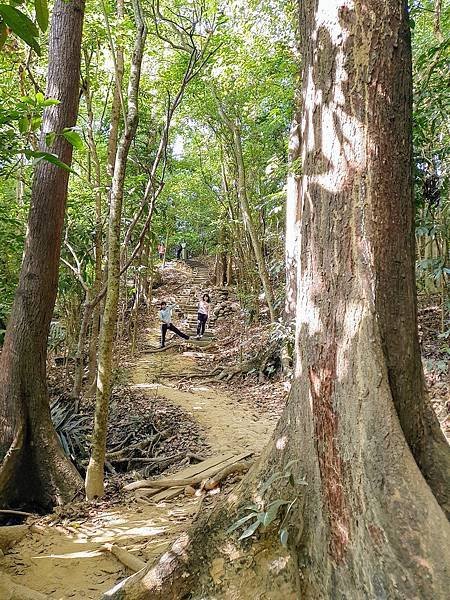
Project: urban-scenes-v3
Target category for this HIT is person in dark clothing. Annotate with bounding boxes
[158,301,189,347]
[175,244,182,260]
[196,293,210,339]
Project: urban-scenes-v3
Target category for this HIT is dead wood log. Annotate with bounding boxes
[0,524,29,551]
[126,471,226,492]
[0,572,47,599]
[203,461,251,490]
[101,543,146,573]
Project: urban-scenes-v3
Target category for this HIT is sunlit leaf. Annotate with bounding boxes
[62,129,83,151]
[18,116,28,133]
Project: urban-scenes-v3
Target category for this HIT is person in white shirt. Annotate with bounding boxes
[196,293,210,339]
[159,301,189,347]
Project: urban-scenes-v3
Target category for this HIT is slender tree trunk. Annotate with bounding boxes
[217,104,276,321]
[0,0,85,509]
[72,61,104,401]
[231,124,276,322]
[107,0,125,178]
[85,0,147,500]
[104,1,450,598]
[162,229,169,268]
[72,297,92,403]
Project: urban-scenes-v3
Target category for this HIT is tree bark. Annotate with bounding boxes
[0,0,85,509]
[285,92,301,321]
[85,0,147,500]
[107,0,125,178]
[103,1,450,598]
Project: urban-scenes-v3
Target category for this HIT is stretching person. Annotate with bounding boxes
[159,301,190,347]
[196,293,210,339]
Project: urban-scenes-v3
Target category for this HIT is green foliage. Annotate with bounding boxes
[227,460,307,547]
[0,3,40,54]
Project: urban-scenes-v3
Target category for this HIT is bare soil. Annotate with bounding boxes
[1,262,280,598]
[1,262,447,598]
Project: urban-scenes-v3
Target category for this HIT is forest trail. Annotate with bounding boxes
[3,260,277,599]
[132,259,273,454]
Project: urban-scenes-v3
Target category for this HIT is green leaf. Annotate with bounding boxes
[45,131,57,147]
[0,20,7,50]
[24,149,72,172]
[18,116,28,133]
[35,91,45,104]
[30,116,42,130]
[263,500,290,527]
[238,518,260,540]
[226,512,256,534]
[260,472,284,495]
[0,4,40,54]
[62,129,83,151]
[34,0,48,32]
[280,529,289,547]
[42,98,60,107]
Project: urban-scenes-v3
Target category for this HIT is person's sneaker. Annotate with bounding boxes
[196,335,201,340]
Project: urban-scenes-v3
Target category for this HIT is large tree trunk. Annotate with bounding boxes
[0,0,85,509]
[85,0,147,500]
[103,1,450,598]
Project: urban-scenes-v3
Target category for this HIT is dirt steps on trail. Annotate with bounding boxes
[175,261,215,339]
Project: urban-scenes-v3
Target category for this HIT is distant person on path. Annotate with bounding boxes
[158,300,190,347]
[181,241,187,260]
[196,293,210,339]
[175,243,182,260]
[157,242,165,260]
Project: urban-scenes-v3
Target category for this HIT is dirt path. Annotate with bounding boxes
[2,261,277,599]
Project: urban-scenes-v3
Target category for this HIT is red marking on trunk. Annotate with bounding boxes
[309,340,350,563]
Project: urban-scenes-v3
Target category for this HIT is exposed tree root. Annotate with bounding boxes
[101,543,147,573]
[203,461,251,490]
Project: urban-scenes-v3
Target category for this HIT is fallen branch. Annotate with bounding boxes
[101,543,146,573]
[0,509,35,518]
